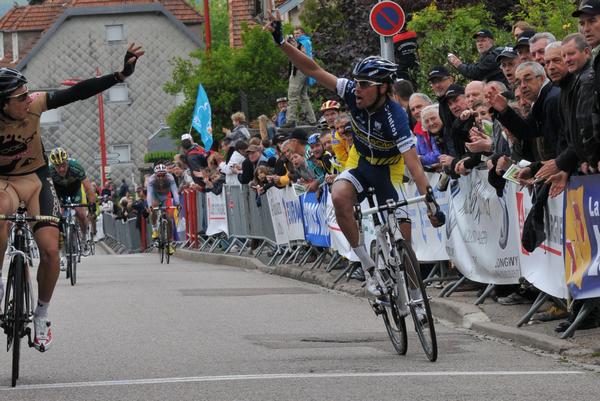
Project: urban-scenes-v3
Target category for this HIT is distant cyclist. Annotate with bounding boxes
[146,164,179,256]
[49,147,97,241]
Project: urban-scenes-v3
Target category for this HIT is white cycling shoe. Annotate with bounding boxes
[33,315,53,352]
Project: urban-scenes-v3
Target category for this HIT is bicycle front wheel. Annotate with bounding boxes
[8,254,26,387]
[70,228,78,286]
[396,240,437,362]
[65,226,72,280]
[376,251,407,355]
[161,218,169,264]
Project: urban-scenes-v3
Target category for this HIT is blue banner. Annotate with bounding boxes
[300,189,331,247]
[565,175,600,300]
[191,84,213,150]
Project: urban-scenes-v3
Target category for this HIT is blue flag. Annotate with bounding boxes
[191,84,213,150]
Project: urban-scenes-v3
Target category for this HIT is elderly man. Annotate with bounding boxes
[515,30,536,63]
[448,29,505,84]
[544,41,569,83]
[496,46,519,88]
[529,32,556,65]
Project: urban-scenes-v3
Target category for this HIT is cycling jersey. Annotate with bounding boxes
[146,173,179,206]
[50,158,86,201]
[336,78,415,166]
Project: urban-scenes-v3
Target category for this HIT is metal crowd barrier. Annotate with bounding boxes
[102,213,145,253]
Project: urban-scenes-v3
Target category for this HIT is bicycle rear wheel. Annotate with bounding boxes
[375,251,407,355]
[397,240,437,362]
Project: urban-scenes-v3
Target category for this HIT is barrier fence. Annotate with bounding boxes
[101,172,600,338]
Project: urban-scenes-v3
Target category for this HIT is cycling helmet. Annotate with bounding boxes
[317,116,329,131]
[0,68,27,98]
[320,100,340,112]
[154,164,167,174]
[308,133,322,145]
[49,147,68,165]
[352,56,398,83]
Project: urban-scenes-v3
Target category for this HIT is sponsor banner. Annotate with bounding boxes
[206,192,228,236]
[404,173,450,262]
[300,189,331,247]
[266,187,290,246]
[326,195,375,262]
[565,175,600,300]
[516,188,568,299]
[281,186,305,242]
[446,169,522,284]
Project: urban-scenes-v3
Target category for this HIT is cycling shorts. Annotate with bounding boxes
[57,184,83,204]
[0,168,61,231]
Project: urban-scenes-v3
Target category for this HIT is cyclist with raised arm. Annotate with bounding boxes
[49,147,97,244]
[0,43,144,351]
[266,13,444,297]
[146,164,179,256]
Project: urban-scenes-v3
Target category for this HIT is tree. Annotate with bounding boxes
[164,26,288,146]
[28,0,44,4]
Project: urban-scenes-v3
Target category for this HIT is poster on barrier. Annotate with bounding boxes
[516,188,568,299]
[326,196,375,262]
[206,192,228,236]
[446,169,522,285]
[266,187,289,245]
[281,186,305,242]
[300,189,331,247]
[404,173,449,262]
[565,175,600,300]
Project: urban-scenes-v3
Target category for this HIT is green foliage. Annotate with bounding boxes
[164,26,288,146]
[507,0,578,38]
[409,3,512,93]
[144,151,178,164]
[207,0,230,47]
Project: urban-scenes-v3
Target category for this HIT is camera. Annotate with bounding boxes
[286,34,294,42]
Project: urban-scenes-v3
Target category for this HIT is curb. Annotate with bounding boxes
[175,249,580,355]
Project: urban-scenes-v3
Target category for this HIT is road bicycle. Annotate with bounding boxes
[355,188,441,362]
[0,203,60,386]
[61,201,87,286]
[152,206,177,264]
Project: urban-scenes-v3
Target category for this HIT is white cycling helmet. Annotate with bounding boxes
[154,164,167,174]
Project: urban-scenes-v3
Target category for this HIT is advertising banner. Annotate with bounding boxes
[300,189,331,247]
[266,187,289,245]
[281,186,305,242]
[206,191,228,236]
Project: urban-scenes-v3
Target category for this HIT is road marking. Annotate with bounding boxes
[2,371,586,391]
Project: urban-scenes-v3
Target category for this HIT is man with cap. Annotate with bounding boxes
[574,0,600,172]
[448,29,506,84]
[428,65,457,157]
[496,46,519,88]
[181,133,208,184]
[275,97,288,127]
[515,30,536,63]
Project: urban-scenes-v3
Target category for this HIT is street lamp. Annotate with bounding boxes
[61,67,108,186]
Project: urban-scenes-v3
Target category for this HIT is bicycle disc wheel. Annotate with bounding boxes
[10,255,25,387]
[70,229,78,286]
[397,240,437,362]
[376,251,407,355]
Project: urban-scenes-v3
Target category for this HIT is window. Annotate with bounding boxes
[105,24,124,43]
[111,144,131,164]
[40,108,61,126]
[108,84,129,103]
[0,32,4,60]
[12,32,18,62]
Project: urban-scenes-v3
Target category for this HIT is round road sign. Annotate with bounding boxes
[369,1,406,37]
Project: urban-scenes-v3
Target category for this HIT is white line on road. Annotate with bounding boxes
[2,370,586,391]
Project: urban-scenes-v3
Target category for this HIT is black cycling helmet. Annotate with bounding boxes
[352,56,398,83]
[0,68,27,98]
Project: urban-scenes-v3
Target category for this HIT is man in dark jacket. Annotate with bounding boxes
[428,66,456,156]
[181,133,208,185]
[448,29,506,84]
[492,61,564,162]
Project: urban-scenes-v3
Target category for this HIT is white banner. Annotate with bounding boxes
[516,188,568,299]
[266,187,290,246]
[446,169,522,284]
[404,173,450,262]
[281,186,305,242]
[326,195,375,262]
[206,192,228,236]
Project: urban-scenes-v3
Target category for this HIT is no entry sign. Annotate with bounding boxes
[369,1,406,37]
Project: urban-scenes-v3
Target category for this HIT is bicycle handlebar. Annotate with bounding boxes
[61,203,89,208]
[151,206,179,210]
[360,195,427,217]
[0,214,61,224]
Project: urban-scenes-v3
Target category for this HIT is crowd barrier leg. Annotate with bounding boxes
[475,284,496,305]
[224,237,243,254]
[199,236,215,251]
[311,250,329,270]
[333,262,359,284]
[284,245,302,265]
[560,300,596,339]
[254,240,268,257]
[277,246,291,265]
[516,292,551,327]
[238,238,252,256]
[440,276,467,297]
[268,246,282,265]
[325,252,343,272]
[423,261,460,285]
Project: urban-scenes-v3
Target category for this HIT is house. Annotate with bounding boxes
[0,0,203,183]
[228,0,304,48]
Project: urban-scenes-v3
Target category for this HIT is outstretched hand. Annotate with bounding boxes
[120,43,144,78]
[264,10,284,45]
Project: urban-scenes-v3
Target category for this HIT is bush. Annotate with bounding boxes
[144,151,178,164]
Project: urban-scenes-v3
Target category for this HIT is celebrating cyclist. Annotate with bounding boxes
[265,13,444,296]
[49,147,97,243]
[146,164,179,256]
[0,43,144,351]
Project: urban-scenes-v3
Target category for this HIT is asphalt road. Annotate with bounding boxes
[0,250,598,400]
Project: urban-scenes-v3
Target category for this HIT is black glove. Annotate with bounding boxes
[425,186,445,227]
[121,51,139,77]
[270,20,285,46]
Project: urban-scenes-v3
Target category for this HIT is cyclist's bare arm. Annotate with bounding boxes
[82,178,96,204]
[403,148,443,226]
[265,11,337,91]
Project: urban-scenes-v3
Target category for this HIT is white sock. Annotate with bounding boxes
[352,246,375,272]
[35,300,50,318]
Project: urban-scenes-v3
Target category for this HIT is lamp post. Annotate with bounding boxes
[61,67,108,186]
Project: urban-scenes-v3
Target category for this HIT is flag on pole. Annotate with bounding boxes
[191,84,213,150]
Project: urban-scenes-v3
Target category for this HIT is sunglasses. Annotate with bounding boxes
[7,87,29,102]
[354,79,382,89]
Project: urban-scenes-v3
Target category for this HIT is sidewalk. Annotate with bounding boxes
[172,247,600,364]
